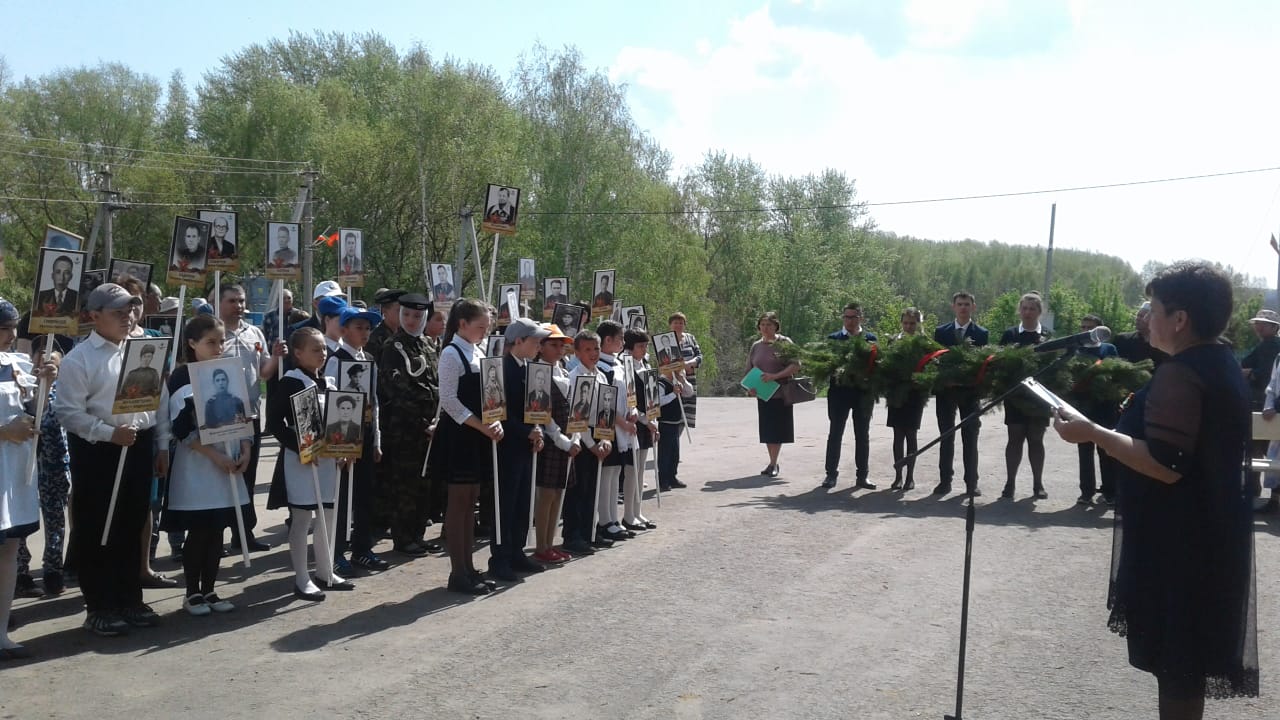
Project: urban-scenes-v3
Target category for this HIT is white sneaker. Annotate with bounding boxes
[184,594,212,616]
[204,593,235,613]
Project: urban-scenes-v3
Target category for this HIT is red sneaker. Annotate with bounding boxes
[533,550,564,564]
[550,549,572,563]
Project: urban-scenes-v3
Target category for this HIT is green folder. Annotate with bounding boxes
[741,367,780,402]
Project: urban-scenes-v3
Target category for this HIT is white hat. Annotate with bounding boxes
[313,280,345,300]
[158,296,180,313]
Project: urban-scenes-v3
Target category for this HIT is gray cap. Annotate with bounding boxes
[86,283,143,312]
[504,317,551,343]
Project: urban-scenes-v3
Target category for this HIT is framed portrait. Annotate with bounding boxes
[496,283,521,326]
[167,216,211,288]
[108,258,153,289]
[480,356,506,424]
[30,247,87,336]
[198,209,239,271]
[623,305,647,332]
[552,303,586,339]
[591,382,617,441]
[518,258,536,299]
[542,277,568,320]
[485,334,505,358]
[43,225,83,251]
[336,359,373,396]
[652,331,685,374]
[566,375,595,435]
[590,269,616,319]
[643,369,661,420]
[265,222,302,281]
[335,228,364,287]
[524,361,552,425]
[320,390,365,459]
[430,263,457,305]
[144,314,177,338]
[111,336,171,414]
[289,385,325,465]
[189,356,254,445]
[623,355,637,409]
[77,269,106,336]
[480,183,521,235]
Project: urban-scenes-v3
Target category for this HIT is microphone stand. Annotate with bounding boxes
[896,347,1080,720]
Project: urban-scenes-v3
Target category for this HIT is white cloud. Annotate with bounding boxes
[610,2,1280,281]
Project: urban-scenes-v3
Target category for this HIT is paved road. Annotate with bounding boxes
[4,398,1275,719]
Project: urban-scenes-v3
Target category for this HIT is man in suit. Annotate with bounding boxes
[485,186,518,226]
[171,224,206,271]
[121,344,162,400]
[822,303,878,490]
[340,232,362,274]
[271,226,298,268]
[527,366,551,413]
[35,255,78,316]
[592,275,614,311]
[328,395,362,444]
[543,279,568,317]
[208,216,236,260]
[431,265,454,302]
[932,291,989,497]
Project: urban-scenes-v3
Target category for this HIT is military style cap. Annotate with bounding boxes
[373,288,407,305]
[398,293,432,312]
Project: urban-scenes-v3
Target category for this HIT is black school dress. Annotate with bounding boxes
[429,343,490,485]
[1000,326,1051,426]
[1108,343,1257,698]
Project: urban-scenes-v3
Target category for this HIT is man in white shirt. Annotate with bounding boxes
[55,284,167,637]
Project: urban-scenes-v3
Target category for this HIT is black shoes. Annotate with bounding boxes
[512,556,546,574]
[1032,487,1048,500]
[394,542,430,557]
[761,464,780,477]
[314,576,355,591]
[43,571,64,597]
[561,541,595,556]
[1000,484,1015,499]
[821,476,836,489]
[668,480,688,489]
[854,479,876,490]
[293,584,325,602]
[903,478,915,491]
[84,612,129,637]
[966,486,982,498]
[120,604,160,627]
[487,564,520,582]
[448,573,492,595]
[933,482,952,496]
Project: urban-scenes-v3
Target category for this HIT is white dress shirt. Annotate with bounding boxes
[54,331,157,444]
[440,336,483,425]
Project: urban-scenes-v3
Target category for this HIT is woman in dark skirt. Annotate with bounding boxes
[745,311,800,477]
[1000,291,1052,500]
[887,308,928,491]
[533,324,577,564]
[1055,262,1257,719]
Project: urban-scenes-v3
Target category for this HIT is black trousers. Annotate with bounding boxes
[1078,442,1118,498]
[231,417,261,540]
[563,454,599,544]
[935,390,981,487]
[335,436,378,558]
[68,431,154,613]
[491,444,533,567]
[658,423,681,487]
[825,387,873,479]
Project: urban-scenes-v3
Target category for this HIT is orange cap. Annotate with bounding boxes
[542,323,569,341]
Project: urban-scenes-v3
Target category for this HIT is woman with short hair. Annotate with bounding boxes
[745,311,799,477]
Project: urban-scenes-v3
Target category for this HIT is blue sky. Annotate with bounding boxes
[5,0,1280,283]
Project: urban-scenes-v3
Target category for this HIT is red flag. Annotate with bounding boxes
[321,232,339,247]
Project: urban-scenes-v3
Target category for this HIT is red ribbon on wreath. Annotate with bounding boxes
[974,354,996,385]
[867,343,878,374]
[915,348,949,373]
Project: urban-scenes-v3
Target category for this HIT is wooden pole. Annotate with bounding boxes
[100,446,129,545]
[310,463,333,564]
[491,440,502,546]
[24,333,54,486]
[168,285,187,371]
[226,440,251,568]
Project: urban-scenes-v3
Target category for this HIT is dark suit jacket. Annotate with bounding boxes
[330,420,362,444]
[526,390,551,413]
[34,289,78,315]
[998,326,1050,348]
[208,238,237,259]
[934,321,989,348]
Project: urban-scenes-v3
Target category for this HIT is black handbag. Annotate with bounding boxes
[781,376,817,405]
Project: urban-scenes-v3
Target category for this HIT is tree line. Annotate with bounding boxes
[0,33,1260,394]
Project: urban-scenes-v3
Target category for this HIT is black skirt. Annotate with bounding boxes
[886,395,927,430]
[160,506,244,532]
[757,396,794,444]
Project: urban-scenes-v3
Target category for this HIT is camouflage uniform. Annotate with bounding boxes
[376,329,440,550]
[365,322,394,368]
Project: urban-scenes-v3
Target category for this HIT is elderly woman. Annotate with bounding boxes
[745,311,799,477]
[1054,262,1257,719]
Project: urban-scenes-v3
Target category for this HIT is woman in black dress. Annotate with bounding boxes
[745,311,800,477]
[1000,292,1052,499]
[1054,262,1257,719]
[887,308,927,491]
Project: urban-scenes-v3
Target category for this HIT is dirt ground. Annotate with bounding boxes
[2,397,1275,719]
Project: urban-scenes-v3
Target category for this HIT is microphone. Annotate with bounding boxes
[1033,326,1111,353]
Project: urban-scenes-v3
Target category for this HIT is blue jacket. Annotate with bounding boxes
[934,321,989,348]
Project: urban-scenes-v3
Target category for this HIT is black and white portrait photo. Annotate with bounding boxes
[266,222,302,280]
[108,258,153,289]
[567,374,595,434]
[524,361,552,425]
[323,391,366,457]
[144,314,176,338]
[169,216,211,275]
[623,305,647,331]
[591,269,615,317]
[518,258,536,299]
[337,359,373,396]
[112,337,171,415]
[30,247,86,336]
[553,303,586,339]
[485,334,506,358]
[337,228,364,285]
[431,263,457,304]
[592,383,617,440]
[480,183,521,235]
[543,277,568,320]
[643,369,661,420]
[652,331,683,373]
[190,356,254,445]
[289,385,324,464]
[497,283,521,326]
[198,210,239,270]
[77,269,106,335]
[480,356,506,423]
[43,225,83,251]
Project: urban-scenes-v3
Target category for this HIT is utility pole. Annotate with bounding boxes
[298,170,318,295]
[419,157,430,287]
[84,167,128,268]
[456,206,471,295]
[1042,203,1057,332]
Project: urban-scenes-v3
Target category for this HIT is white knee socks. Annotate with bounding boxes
[289,508,321,595]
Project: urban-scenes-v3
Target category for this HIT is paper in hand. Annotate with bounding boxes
[1021,378,1082,419]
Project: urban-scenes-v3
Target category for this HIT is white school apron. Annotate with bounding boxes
[282,369,338,507]
[0,353,40,534]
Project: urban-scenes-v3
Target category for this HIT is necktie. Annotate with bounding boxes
[955,326,965,344]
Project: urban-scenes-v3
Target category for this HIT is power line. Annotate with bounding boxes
[0,194,281,208]
[0,146,306,175]
[0,131,310,166]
